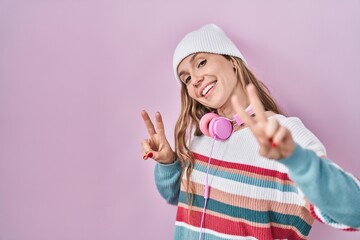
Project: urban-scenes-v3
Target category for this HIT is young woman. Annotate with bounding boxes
[141,24,360,240]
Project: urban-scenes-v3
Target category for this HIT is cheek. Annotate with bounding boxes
[226,68,238,85]
[187,87,197,99]
[220,71,237,88]
[229,76,238,88]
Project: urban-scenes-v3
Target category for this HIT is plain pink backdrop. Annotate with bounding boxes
[0,0,359,239]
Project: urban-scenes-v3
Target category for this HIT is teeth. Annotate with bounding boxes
[202,82,215,96]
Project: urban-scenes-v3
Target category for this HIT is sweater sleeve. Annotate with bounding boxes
[280,144,360,230]
[278,116,360,230]
[154,159,182,205]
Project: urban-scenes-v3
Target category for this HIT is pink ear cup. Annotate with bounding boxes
[209,117,233,141]
[199,112,219,137]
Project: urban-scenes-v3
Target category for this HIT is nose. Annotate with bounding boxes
[191,72,204,87]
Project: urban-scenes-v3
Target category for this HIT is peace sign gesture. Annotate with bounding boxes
[141,110,176,164]
[231,84,296,160]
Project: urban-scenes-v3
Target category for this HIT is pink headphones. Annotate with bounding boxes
[197,105,254,240]
[199,105,254,141]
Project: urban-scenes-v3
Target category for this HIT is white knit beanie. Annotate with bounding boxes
[173,24,247,84]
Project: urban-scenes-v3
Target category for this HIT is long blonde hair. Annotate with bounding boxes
[174,55,283,208]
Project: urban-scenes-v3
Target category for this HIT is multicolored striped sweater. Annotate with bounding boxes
[155,115,360,239]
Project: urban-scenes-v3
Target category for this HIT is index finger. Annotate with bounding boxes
[141,110,156,136]
[246,84,267,123]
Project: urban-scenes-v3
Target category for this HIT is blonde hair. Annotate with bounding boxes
[174,55,283,210]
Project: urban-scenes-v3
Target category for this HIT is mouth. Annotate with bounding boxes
[201,80,217,97]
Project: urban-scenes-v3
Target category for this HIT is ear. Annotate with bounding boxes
[233,63,238,73]
[228,57,237,72]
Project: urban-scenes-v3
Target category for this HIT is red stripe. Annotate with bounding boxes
[193,152,291,181]
[176,206,305,240]
[309,205,324,224]
[271,226,306,240]
[343,228,359,232]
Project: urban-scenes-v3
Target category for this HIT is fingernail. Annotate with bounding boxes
[143,154,147,160]
[272,142,277,148]
[147,152,153,158]
[268,138,273,143]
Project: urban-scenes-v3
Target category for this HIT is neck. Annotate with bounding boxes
[217,85,249,119]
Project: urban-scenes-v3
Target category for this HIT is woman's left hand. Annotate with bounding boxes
[231,84,295,160]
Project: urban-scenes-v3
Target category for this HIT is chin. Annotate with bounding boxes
[199,93,228,109]
[202,100,225,110]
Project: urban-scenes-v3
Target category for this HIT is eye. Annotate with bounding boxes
[197,59,207,68]
[184,76,191,85]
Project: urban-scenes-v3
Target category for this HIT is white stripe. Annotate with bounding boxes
[191,132,289,172]
[190,169,306,206]
[175,221,259,240]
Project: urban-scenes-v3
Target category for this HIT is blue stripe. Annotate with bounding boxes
[174,224,229,240]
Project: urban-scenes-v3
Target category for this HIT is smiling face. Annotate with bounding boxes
[177,53,242,112]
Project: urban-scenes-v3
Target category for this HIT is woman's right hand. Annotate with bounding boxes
[141,110,176,164]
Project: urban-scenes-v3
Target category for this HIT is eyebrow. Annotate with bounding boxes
[177,53,200,79]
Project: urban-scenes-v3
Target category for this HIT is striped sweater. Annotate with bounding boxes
[155,115,360,239]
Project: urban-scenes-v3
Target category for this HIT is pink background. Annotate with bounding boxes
[1,0,359,239]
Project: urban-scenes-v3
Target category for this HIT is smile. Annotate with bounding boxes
[201,81,217,97]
